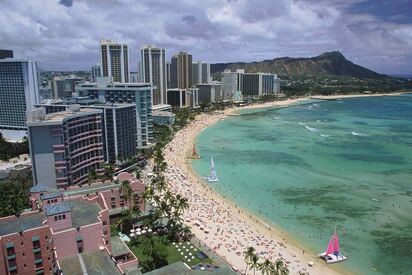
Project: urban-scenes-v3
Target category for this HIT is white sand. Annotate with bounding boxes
[163,94,401,274]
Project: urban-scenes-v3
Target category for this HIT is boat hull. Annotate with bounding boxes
[318,252,348,264]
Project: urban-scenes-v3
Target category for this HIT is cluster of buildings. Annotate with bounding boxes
[0,42,282,274]
[0,172,144,275]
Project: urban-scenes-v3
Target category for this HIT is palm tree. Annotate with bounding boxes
[119,180,133,208]
[250,254,259,275]
[243,247,255,275]
[274,259,289,275]
[103,163,114,181]
[87,169,98,185]
[259,259,274,275]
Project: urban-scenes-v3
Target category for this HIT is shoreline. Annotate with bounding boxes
[163,93,404,274]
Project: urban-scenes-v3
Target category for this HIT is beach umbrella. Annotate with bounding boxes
[142,229,147,234]
[178,248,181,251]
[136,231,142,236]
[130,229,136,233]
[148,228,152,233]
[130,233,135,237]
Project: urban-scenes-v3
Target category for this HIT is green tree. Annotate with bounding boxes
[243,247,256,275]
[87,169,98,185]
[102,163,114,181]
[0,179,28,217]
[139,234,168,272]
[274,259,289,275]
[119,180,133,208]
[250,254,259,275]
[259,259,275,275]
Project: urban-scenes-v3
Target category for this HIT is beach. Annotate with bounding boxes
[163,92,408,274]
[163,96,359,274]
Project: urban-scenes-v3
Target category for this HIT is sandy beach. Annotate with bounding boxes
[163,93,404,274]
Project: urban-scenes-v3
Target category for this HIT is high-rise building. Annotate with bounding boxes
[166,61,171,89]
[129,72,139,83]
[27,106,105,188]
[196,82,222,103]
[167,88,199,108]
[170,52,192,89]
[221,69,280,99]
[242,72,280,97]
[90,104,137,164]
[76,77,154,148]
[49,75,83,99]
[36,102,138,165]
[140,45,167,105]
[99,40,129,83]
[91,64,101,82]
[192,61,211,85]
[0,59,40,130]
[0,49,13,59]
[221,69,243,100]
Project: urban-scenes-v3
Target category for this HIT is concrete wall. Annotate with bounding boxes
[29,125,60,188]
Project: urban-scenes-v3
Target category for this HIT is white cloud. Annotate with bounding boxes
[0,0,411,73]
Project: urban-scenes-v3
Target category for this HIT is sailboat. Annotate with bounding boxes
[318,225,348,264]
[187,143,201,159]
[204,157,220,182]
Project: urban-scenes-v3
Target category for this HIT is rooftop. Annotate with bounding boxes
[44,202,71,216]
[0,212,45,236]
[30,184,50,193]
[59,250,120,275]
[70,199,102,227]
[41,192,62,200]
[63,182,120,197]
[111,236,131,257]
[39,108,102,123]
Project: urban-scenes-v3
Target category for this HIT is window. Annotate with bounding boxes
[62,214,66,219]
[54,216,57,221]
[45,235,48,240]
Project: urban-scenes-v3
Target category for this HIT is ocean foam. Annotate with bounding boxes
[352,131,368,137]
[305,125,318,132]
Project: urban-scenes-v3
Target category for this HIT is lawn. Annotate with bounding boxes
[128,236,213,268]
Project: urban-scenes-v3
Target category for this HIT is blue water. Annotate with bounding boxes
[192,95,412,275]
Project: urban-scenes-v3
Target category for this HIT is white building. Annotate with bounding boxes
[99,40,129,83]
[140,45,167,105]
[0,59,40,129]
[192,61,211,85]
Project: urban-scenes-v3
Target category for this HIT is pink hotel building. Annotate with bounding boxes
[0,172,144,275]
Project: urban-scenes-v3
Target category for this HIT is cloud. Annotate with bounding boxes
[0,0,411,74]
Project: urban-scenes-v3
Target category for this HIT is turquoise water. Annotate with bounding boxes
[191,95,412,275]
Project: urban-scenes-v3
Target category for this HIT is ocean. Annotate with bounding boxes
[191,95,412,275]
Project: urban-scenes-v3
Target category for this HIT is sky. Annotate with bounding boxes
[0,0,411,74]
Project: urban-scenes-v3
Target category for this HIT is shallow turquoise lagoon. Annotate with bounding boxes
[191,95,412,275]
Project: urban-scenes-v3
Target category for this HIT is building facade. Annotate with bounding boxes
[76,77,154,148]
[99,40,129,83]
[0,59,40,130]
[167,88,198,108]
[34,102,138,164]
[222,69,280,99]
[170,52,192,89]
[50,76,83,99]
[221,69,243,100]
[0,50,13,59]
[27,106,104,188]
[196,82,222,104]
[91,64,101,82]
[192,61,210,85]
[141,46,167,105]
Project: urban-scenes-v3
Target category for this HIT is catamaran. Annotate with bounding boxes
[318,226,348,264]
[187,143,201,159]
[204,157,220,182]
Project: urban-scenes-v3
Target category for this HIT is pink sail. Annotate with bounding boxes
[333,233,340,253]
[325,235,334,254]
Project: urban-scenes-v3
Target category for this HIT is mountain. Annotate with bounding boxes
[211,51,386,79]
